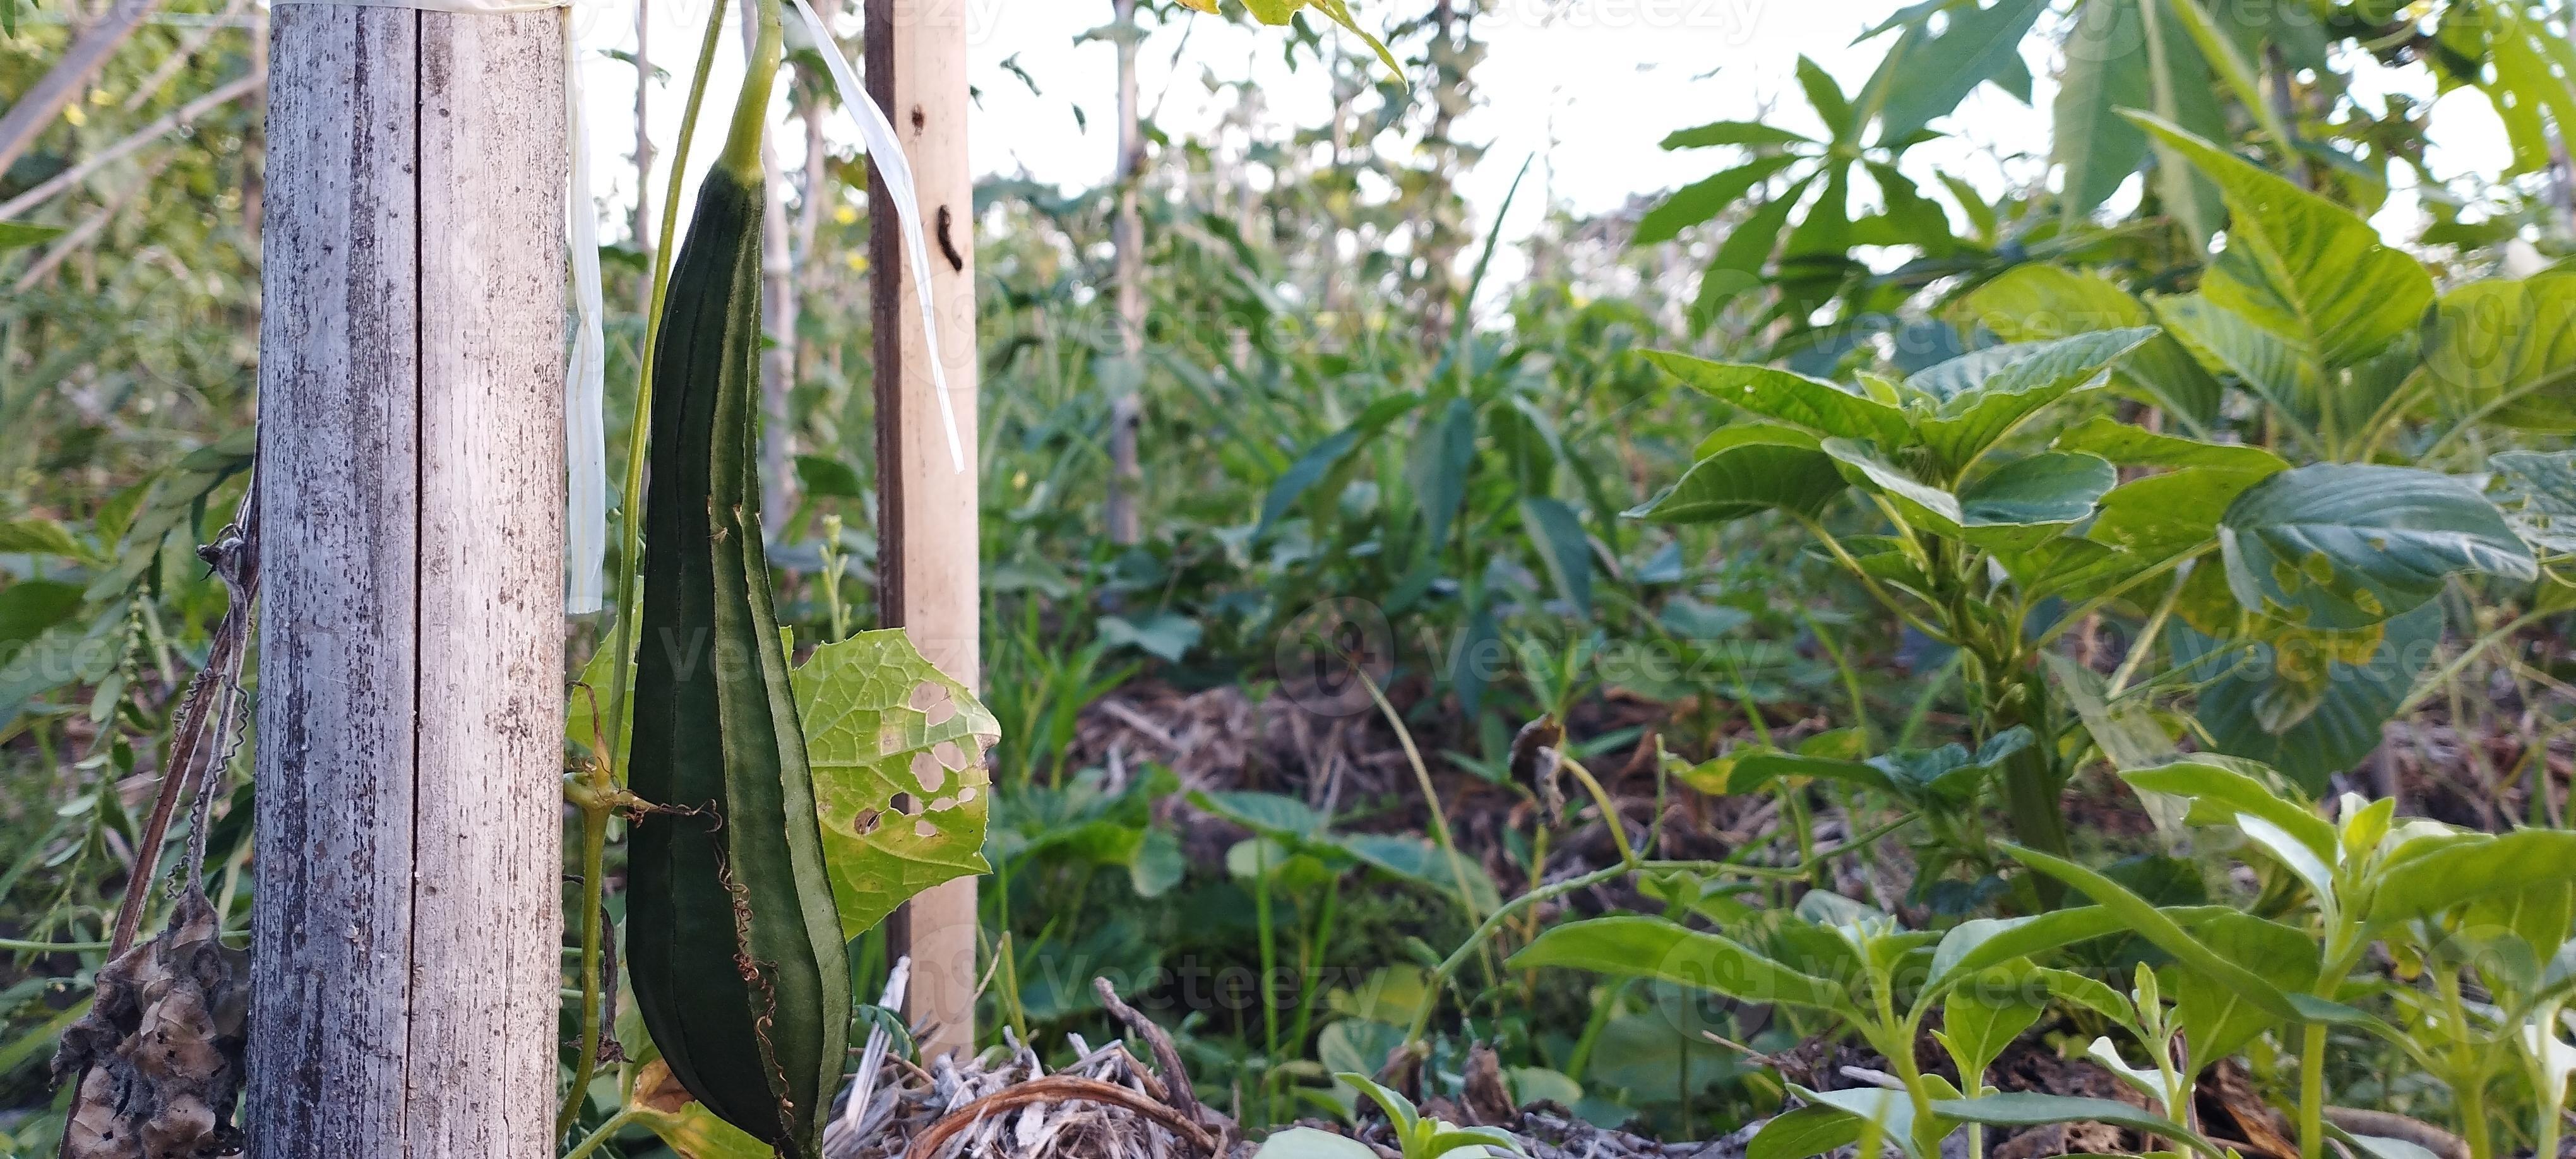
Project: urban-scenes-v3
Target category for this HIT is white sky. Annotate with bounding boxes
[572,0,2528,280]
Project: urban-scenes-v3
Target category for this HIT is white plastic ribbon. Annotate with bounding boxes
[787,0,965,474]
[562,12,608,614]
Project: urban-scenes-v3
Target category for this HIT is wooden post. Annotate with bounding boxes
[866,0,979,1061]
[249,8,565,1156]
[1105,0,1145,547]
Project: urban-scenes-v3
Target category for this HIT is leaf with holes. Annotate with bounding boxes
[790,629,999,938]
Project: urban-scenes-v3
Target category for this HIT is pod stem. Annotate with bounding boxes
[717,0,782,182]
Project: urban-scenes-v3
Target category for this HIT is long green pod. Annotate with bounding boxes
[628,3,849,1153]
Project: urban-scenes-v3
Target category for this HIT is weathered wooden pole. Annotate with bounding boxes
[249,7,565,1156]
[865,0,979,1061]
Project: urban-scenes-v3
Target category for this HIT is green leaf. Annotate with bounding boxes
[1253,1128,1379,1159]
[1191,789,1328,841]
[2053,0,2153,220]
[1931,1094,2223,1158]
[1749,1105,1864,1159]
[1793,1086,1929,1159]
[0,581,83,654]
[2051,416,2287,475]
[1951,266,2221,424]
[2423,275,2576,432]
[2493,449,2576,557]
[1636,155,1805,247]
[2036,966,2137,1027]
[1520,497,1594,615]
[1909,329,2158,473]
[1507,915,1859,1016]
[1662,121,1818,150]
[1720,747,1901,797]
[790,629,999,939]
[1872,0,2048,141]
[1796,56,1856,142]
[2130,114,2435,370]
[1256,395,1421,537]
[2152,293,2323,421]
[2002,843,2303,1022]
[1693,174,1814,328]
[2171,601,2444,793]
[1408,398,1477,549]
[1869,728,2036,805]
[1341,833,1503,913]
[792,454,864,499]
[0,518,88,560]
[2120,758,2335,861]
[1929,906,2127,987]
[2217,463,2537,629]
[2368,829,2576,929]
[1956,453,2120,551]
[1650,352,1912,444]
[0,222,63,253]
[1942,969,2046,1086]
[1628,427,1847,526]
[2164,909,2317,1061]
[628,1061,780,1159]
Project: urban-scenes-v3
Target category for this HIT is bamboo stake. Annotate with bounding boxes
[866,0,979,1062]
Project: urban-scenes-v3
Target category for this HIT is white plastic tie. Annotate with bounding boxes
[788,0,967,474]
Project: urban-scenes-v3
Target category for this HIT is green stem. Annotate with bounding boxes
[1355,664,1484,924]
[2299,1021,2328,1159]
[563,1108,639,1159]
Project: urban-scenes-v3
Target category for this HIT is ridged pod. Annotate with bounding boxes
[627,9,849,1151]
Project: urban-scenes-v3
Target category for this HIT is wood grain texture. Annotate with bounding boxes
[865,0,979,1061]
[250,8,564,1156]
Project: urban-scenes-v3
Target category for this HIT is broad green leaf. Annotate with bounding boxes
[0,222,62,253]
[1909,330,2158,473]
[2492,450,2576,557]
[1955,453,2120,550]
[1932,1094,2223,1158]
[2037,967,2137,1027]
[1407,398,1477,549]
[790,629,999,939]
[2132,114,2434,370]
[1341,833,1503,913]
[1631,427,1847,525]
[2170,600,2443,793]
[2424,275,2576,432]
[0,518,88,559]
[1662,121,1817,150]
[2120,758,2335,860]
[1792,1086,1929,1159]
[2003,843,2302,1022]
[2152,294,2322,419]
[1953,267,2221,423]
[1635,155,1805,247]
[2369,829,2576,929]
[2217,463,2536,629]
[1190,789,1328,841]
[2043,652,2181,773]
[2165,909,2317,1061]
[0,581,82,654]
[2051,416,2287,475]
[1942,973,2047,1087]
[1508,915,1859,1016]
[1796,56,1856,142]
[1520,497,1594,615]
[2053,0,2154,219]
[1872,0,2048,142]
[1650,353,1912,444]
[1256,395,1420,537]
[1748,1104,1864,1159]
[1253,1128,1378,1159]
[1693,174,1815,328]
[1720,747,1900,797]
[1869,727,2036,805]
[1930,906,2126,987]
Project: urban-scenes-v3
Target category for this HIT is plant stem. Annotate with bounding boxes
[1354,665,1484,923]
[2299,1021,2329,1159]
[563,1108,638,1159]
